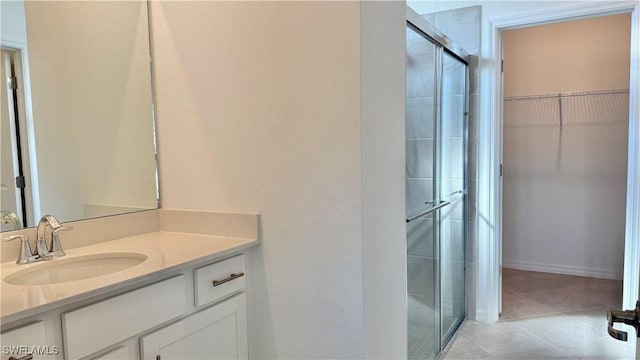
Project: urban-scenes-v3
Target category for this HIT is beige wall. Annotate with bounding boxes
[503,14,631,97]
[150,2,366,358]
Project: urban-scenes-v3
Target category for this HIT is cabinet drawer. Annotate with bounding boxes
[195,255,245,307]
[62,275,187,359]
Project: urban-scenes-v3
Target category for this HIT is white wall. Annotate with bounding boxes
[23,1,157,223]
[149,2,368,358]
[502,15,630,279]
[361,2,407,358]
[1,0,27,44]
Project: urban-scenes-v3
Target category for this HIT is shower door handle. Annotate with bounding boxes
[607,301,640,341]
[406,201,451,223]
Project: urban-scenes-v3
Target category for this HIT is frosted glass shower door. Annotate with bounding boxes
[439,52,467,343]
[406,18,468,360]
[406,25,439,360]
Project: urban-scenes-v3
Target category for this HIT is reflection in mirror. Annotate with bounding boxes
[1,1,158,231]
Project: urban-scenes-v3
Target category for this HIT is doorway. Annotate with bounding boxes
[1,47,35,231]
[443,9,638,360]
[0,45,39,231]
[501,11,631,314]
[467,0,640,329]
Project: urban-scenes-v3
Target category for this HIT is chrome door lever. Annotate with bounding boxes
[608,301,640,341]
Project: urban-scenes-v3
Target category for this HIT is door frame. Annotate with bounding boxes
[1,40,40,226]
[2,48,25,226]
[477,0,640,323]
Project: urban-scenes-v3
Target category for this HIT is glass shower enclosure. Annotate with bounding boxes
[406,9,468,360]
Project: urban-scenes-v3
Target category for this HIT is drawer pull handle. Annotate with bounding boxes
[212,272,245,287]
[9,355,33,360]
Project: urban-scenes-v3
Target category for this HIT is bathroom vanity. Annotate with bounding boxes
[1,2,260,358]
[0,210,259,360]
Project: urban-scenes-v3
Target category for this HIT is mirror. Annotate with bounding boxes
[1,1,158,231]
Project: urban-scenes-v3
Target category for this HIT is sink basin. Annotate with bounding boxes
[4,252,148,285]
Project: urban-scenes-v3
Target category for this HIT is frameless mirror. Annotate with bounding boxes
[1,1,158,231]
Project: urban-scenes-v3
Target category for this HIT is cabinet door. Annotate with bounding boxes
[1,321,59,360]
[140,294,247,360]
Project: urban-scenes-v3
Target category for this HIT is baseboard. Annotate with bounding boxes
[503,259,622,280]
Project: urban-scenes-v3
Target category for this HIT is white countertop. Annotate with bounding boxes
[1,231,259,324]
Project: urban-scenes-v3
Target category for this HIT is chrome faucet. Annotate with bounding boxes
[3,215,73,264]
[36,215,61,257]
[3,215,72,264]
[1,211,23,230]
[36,215,72,258]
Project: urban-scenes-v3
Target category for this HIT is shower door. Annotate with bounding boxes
[406,16,467,360]
[439,51,467,346]
[406,24,439,360]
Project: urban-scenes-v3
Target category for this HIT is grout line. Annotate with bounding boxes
[501,281,622,297]
[502,287,575,296]
[499,304,620,322]
[559,307,617,333]
[461,322,556,357]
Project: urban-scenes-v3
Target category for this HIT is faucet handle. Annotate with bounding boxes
[53,225,73,234]
[49,226,73,257]
[45,215,61,229]
[1,211,23,230]
[3,235,28,243]
[3,235,37,264]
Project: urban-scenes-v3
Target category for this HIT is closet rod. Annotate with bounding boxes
[504,88,628,101]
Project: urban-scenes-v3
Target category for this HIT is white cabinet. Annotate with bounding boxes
[141,255,248,360]
[0,321,57,360]
[140,293,248,360]
[2,253,248,360]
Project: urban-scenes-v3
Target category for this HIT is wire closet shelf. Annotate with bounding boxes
[503,88,629,129]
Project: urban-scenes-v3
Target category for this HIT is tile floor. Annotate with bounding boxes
[444,268,635,359]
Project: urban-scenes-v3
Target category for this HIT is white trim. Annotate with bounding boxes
[623,2,640,312]
[476,10,501,324]
[503,260,622,281]
[478,1,640,324]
